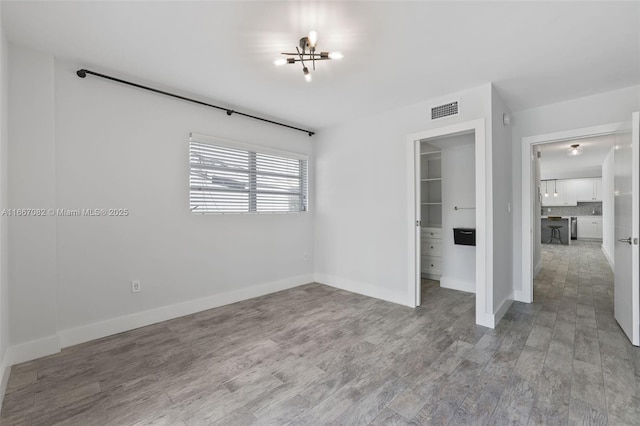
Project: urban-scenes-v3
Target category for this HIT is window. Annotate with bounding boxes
[189,133,308,214]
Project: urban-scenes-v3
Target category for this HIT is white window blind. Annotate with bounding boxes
[189,134,308,214]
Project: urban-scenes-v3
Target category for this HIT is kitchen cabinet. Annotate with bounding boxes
[577,216,603,240]
[541,179,577,207]
[575,178,602,202]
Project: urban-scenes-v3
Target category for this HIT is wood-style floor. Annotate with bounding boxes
[2,241,639,425]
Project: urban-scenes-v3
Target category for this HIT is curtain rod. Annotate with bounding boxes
[76,69,315,137]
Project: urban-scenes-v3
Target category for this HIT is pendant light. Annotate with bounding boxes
[544,181,548,197]
[554,180,558,197]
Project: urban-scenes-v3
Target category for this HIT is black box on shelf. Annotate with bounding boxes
[453,228,476,246]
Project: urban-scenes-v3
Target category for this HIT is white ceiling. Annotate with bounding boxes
[539,135,614,178]
[3,1,639,130]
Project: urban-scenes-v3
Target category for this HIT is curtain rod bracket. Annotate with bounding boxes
[75,68,315,137]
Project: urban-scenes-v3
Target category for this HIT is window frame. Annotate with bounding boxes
[189,132,309,215]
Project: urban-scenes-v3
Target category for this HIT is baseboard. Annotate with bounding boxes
[5,335,61,366]
[534,259,542,278]
[0,356,10,413]
[476,311,495,328]
[58,273,314,348]
[439,276,475,294]
[513,289,532,303]
[476,293,513,329]
[315,273,412,307]
[601,245,614,271]
[494,295,513,324]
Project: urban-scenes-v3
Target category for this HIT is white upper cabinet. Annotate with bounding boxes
[541,179,577,206]
[575,178,602,202]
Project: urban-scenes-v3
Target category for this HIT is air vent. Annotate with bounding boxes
[431,101,459,120]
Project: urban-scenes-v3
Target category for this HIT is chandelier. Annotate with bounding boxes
[274,31,343,82]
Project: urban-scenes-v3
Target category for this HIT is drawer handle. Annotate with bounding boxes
[430,264,434,267]
[460,231,473,235]
[430,246,434,249]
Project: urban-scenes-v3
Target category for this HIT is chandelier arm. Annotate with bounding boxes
[295,47,307,69]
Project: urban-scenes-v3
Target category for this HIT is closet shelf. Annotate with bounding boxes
[421,203,442,205]
[421,178,442,182]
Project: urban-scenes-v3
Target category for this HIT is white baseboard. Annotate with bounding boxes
[58,274,314,348]
[0,356,10,413]
[5,335,61,366]
[439,276,475,294]
[534,259,542,278]
[513,289,532,303]
[494,295,513,324]
[476,293,513,329]
[601,245,614,271]
[2,274,313,372]
[315,273,412,307]
[476,311,495,328]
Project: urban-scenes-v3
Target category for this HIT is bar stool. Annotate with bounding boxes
[547,225,563,244]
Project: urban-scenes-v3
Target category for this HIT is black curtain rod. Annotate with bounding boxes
[76,69,315,137]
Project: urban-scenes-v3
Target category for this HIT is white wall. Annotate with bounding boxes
[512,85,640,298]
[8,46,58,358]
[540,168,602,180]
[439,134,476,293]
[7,44,315,360]
[314,84,504,324]
[0,4,11,401]
[602,146,614,268]
[490,87,513,316]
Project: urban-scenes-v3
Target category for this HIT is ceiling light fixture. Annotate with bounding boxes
[554,180,558,197]
[275,30,343,82]
[567,144,583,156]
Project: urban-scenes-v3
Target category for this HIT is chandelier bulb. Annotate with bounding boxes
[328,51,344,60]
[303,67,312,82]
[274,58,286,66]
[308,30,318,47]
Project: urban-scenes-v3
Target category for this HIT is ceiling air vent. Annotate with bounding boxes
[431,101,459,120]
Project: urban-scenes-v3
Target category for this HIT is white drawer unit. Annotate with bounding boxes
[422,227,442,240]
[421,256,442,275]
[422,239,442,256]
[421,227,442,279]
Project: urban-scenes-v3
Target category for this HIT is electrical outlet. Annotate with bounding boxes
[131,280,141,293]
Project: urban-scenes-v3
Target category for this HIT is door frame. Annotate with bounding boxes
[520,122,624,302]
[406,118,493,327]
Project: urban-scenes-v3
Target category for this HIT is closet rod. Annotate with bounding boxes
[454,206,475,210]
[76,69,315,137]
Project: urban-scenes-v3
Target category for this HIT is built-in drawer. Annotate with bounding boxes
[422,239,442,256]
[421,255,442,274]
[422,227,442,240]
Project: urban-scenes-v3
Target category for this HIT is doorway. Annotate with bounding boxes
[521,117,640,345]
[407,119,494,328]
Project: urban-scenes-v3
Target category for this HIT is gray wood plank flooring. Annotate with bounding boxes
[2,241,640,425]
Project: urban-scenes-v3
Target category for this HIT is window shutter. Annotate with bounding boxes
[189,134,308,214]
